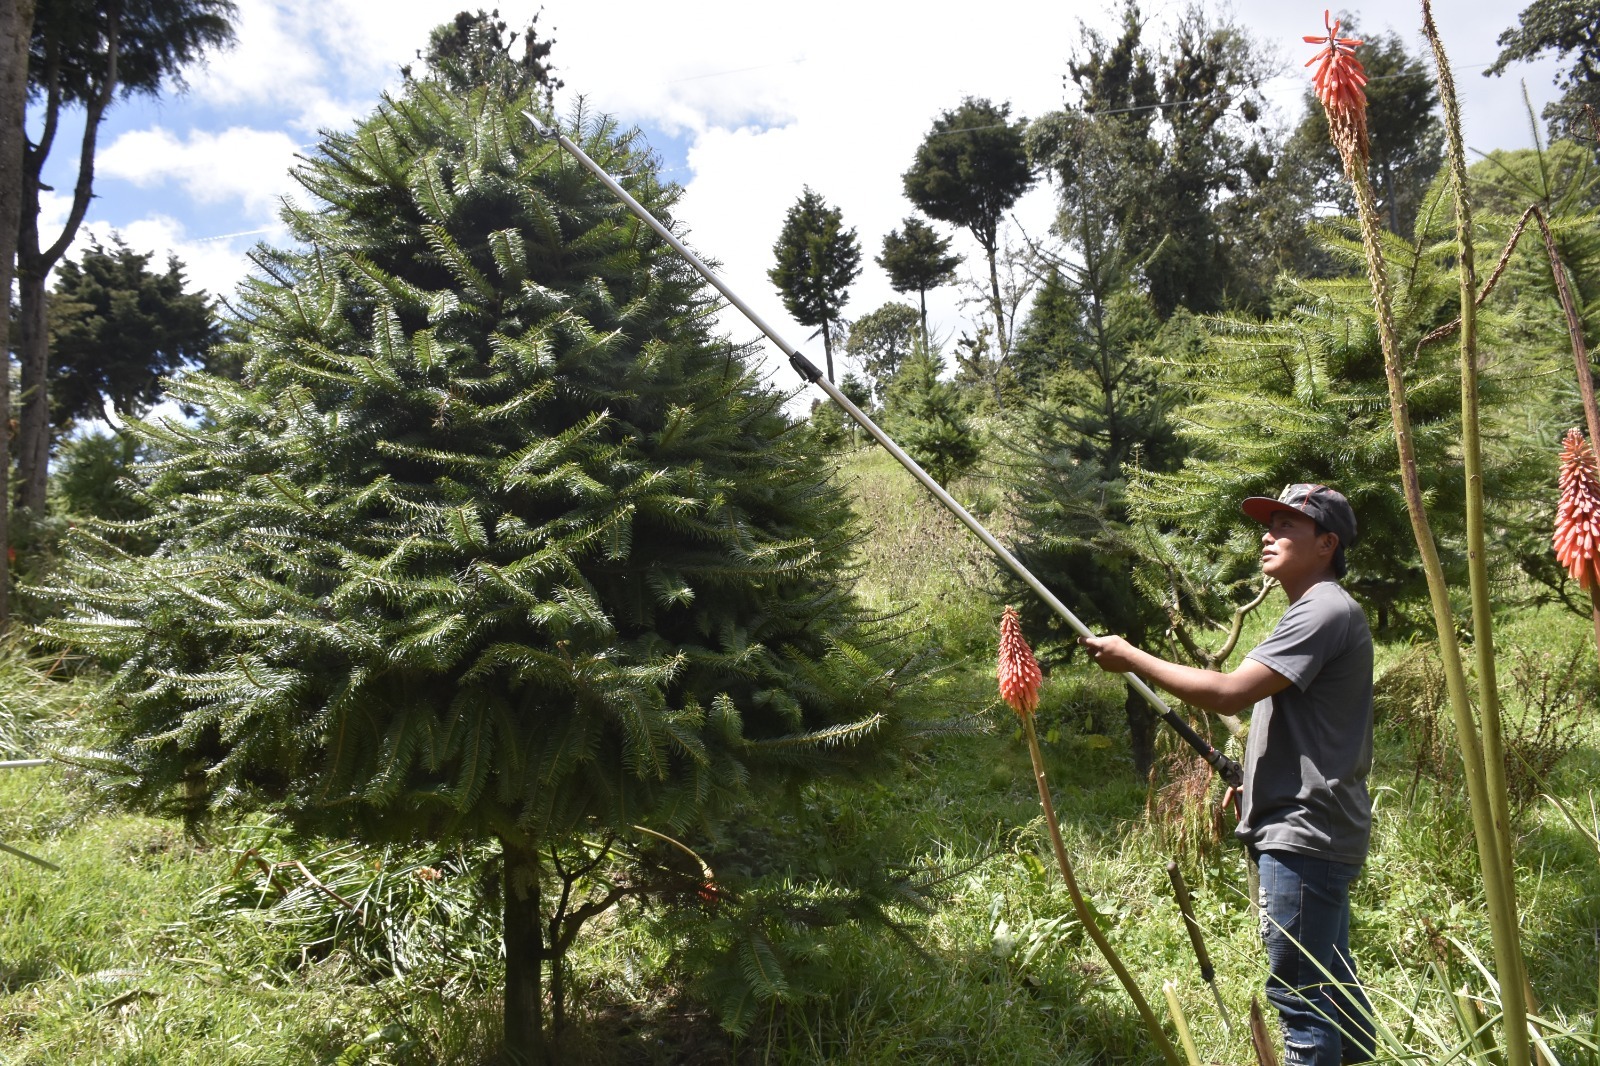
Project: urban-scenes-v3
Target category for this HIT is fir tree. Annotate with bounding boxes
[768,187,862,382]
[43,83,933,1063]
[876,218,960,347]
[1127,180,1511,631]
[884,344,981,488]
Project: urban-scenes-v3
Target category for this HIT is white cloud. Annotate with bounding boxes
[98,125,303,218]
[76,215,275,302]
[68,0,1570,388]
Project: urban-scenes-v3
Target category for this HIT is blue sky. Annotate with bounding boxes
[30,0,1565,382]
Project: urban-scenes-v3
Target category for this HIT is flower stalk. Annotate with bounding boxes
[1420,0,1528,1034]
[1309,6,1530,1062]
[997,609,1183,1066]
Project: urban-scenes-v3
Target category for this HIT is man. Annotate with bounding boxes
[1080,484,1375,1066]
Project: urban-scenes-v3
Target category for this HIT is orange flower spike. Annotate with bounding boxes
[1555,428,1600,589]
[998,607,1043,718]
[1303,10,1365,112]
[1304,8,1369,170]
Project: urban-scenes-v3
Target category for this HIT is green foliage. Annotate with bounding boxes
[845,301,920,404]
[876,217,960,344]
[47,92,926,843]
[402,7,563,107]
[1486,0,1600,141]
[902,97,1033,261]
[47,234,222,428]
[903,96,1033,358]
[48,431,151,528]
[26,0,237,105]
[37,78,944,1059]
[768,186,862,382]
[1461,141,1600,616]
[1127,182,1508,629]
[1028,1,1292,317]
[883,345,981,489]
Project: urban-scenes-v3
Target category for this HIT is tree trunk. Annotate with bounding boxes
[14,0,121,516]
[1124,682,1156,778]
[986,244,1005,412]
[502,839,548,1066]
[0,0,37,630]
[15,267,49,513]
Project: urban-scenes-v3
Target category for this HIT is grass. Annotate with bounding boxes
[1,443,1598,1063]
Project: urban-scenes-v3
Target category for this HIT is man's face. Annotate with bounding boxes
[1260,509,1335,583]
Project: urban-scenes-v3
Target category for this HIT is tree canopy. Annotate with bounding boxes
[1486,0,1600,141]
[46,234,221,428]
[903,96,1033,359]
[45,82,931,1063]
[877,217,960,346]
[768,186,862,382]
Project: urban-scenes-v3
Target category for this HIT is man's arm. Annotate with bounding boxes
[1078,634,1292,714]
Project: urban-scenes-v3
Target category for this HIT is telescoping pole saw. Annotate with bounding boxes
[530,117,1242,789]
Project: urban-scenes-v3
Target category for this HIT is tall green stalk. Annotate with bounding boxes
[1350,175,1527,1066]
[1344,111,1533,1066]
[1419,0,1527,1019]
[1020,713,1184,1066]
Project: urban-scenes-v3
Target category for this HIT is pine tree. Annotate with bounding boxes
[1127,180,1510,631]
[43,83,932,1063]
[768,187,862,382]
[876,217,960,347]
[884,344,981,488]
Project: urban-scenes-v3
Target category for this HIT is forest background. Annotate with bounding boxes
[4,0,1600,1063]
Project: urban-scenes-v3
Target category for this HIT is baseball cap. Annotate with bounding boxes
[1241,483,1358,576]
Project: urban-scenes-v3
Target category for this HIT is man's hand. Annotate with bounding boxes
[1077,633,1292,715]
[1079,633,1138,673]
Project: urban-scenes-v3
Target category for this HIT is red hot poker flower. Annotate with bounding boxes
[1555,428,1600,589]
[1303,10,1365,113]
[998,606,1043,718]
[1304,9,1369,168]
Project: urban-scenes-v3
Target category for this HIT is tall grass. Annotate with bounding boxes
[2,464,1598,1062]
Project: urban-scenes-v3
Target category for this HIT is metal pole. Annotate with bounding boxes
[529,116,1242,789]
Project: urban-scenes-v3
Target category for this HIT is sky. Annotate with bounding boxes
[33,0,1566,391]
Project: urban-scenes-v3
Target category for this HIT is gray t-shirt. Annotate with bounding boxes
[1237,579,1374,865]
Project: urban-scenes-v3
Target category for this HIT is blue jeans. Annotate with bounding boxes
[1256,849,1376,1065]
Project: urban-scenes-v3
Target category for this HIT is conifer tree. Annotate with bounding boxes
[876,218,960,347]
[47,234,222,429]
[44,81,931,1063]
[884,344,980,488]
[1127,187,1505,631]
[768,187,862,382]
[1002,241,1183,773]
[903,97,1033,358]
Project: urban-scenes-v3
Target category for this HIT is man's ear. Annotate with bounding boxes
[1320,531,1340,560]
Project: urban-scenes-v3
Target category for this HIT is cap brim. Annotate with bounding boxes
[1241,496,1309,525]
